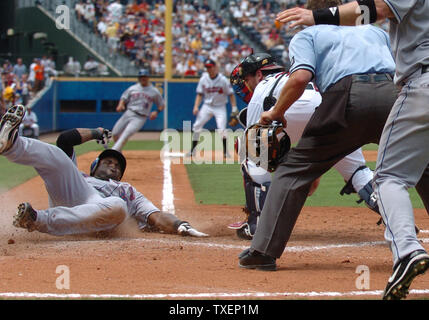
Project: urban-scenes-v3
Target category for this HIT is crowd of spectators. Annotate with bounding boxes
[73,0,253,77]
[227,0,390,69]
[63,55,109,77]
[0,56,58,115]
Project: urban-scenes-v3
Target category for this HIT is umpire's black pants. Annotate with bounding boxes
[251,74,398,258]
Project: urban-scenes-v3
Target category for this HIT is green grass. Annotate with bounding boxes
[185,160,425,208]
[186,163,245,205]
[0,156,38,191]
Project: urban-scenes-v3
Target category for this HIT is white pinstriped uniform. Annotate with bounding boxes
[192,72,234,135]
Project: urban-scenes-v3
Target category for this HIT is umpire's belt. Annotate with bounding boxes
[352,73,393,83]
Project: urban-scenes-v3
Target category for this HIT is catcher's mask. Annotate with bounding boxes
[230,65,254,104]
[230,53,284,104]
[243,122,291,172]
[90,149,127,180]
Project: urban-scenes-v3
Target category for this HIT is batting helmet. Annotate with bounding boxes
[230,53,284,103]
[204,58,216,68]
[90,149,127,180]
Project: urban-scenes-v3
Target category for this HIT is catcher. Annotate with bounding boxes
[228,53,381,240]
[1,104,207,238]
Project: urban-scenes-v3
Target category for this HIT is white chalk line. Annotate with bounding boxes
[128,236,429,252]
[32,235,429,253]
[162,155,175,214]
[1,289,429,299]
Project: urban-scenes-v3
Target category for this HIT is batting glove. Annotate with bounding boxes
[96,129,112,149]
[177,221,208,237]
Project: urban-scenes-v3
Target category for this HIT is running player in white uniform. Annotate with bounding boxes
[0,105,207,237]
[112,69,164,151]
[187,59,237,159]
[228,53,377,240]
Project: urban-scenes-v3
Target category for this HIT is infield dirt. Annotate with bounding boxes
[0,149,428,299]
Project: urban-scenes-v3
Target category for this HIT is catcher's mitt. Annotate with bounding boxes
[243,122,291,172]
[228,110,239,127]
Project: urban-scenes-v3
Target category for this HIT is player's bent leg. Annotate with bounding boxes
[112,116,146,151]
[374,108,429,265]
[213,107,229,158]
[334,148,369,189]
[14,196,128,235]
[3,136,97,207]
[111,112,129,140]
[229,161,271,240]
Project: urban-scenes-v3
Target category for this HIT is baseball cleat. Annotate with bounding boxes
[382,250,429,300]
[13,202,37,232]
[239,249,277,271]
[228,221,254,240]
[228,221,247,229]
[0,104,26,154]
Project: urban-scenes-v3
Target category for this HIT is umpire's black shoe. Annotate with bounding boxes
[382,249,429,300]
[239,248,277,271]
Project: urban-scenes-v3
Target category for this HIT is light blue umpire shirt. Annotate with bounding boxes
[288,24,396,93]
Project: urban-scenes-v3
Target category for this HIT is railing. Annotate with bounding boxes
[17,0,139,76]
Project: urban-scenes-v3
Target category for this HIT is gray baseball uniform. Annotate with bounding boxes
[373,0,429,265]
[112,82,164,151]
[4,136,159,235]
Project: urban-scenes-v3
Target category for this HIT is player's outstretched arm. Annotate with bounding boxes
[56,128,111,157]
[276,0,393,28]
[147,211,208,237]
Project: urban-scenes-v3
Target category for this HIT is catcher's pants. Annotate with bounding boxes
[112,110,147,151]
[193,103,227,137]
[374,70,429,265]
[4,136,127,235]
[251,75,398,258]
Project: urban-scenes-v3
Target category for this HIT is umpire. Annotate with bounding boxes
[276,0,429,301]
[239,0,398,287]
